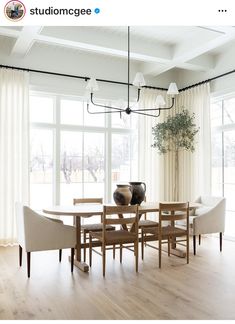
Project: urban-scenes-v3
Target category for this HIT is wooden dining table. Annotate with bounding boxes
[43,202,200,272]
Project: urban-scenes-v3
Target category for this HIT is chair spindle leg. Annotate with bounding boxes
[102,243,106,277]
[135,241,138,272]
[89,234,92,267]
[141,230,144,260]
[83,231,87,262]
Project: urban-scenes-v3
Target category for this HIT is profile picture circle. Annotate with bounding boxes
[4,0,26,21]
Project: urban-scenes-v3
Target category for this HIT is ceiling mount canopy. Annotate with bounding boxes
[85,26,179,117]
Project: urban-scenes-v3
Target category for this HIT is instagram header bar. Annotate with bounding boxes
[0,0,235,25]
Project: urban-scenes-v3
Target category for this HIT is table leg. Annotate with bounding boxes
[118,213,128,231]
[76,216,81,261]
[70,216,89,272]
[129,212,144,233]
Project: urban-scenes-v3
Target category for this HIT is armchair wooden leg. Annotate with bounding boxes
[27,252,31,278]
[19,245,22,267]
[199,234,201,245]
[220,232,223,252]
[89,234,92,267]
[59,249,62,262]
[113,245,115,259]
[71,248,74,272]
[193,235,196,255]
[120,244,123,263]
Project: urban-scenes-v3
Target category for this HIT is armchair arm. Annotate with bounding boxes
[44,216,63,224]
[193,199,226,235]
[23,207,76,252]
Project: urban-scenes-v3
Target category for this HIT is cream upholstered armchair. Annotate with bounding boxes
[16,203,76,277]
[191,196,226,254]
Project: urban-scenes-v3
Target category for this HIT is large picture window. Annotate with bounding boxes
[211,96,235,238]
[29,92,138,212]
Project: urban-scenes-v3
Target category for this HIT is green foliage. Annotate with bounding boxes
[152,109,199,154]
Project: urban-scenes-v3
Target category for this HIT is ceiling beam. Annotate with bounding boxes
[11,26,43,57]
[142,30,235,76]
[0,27,20,38]
[177,54,215,71]
[36,34,169,63]
[0,26,172,63]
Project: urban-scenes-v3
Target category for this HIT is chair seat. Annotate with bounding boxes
[143,225,187,237]
[139,220,158,228]
[81,223,115,232]
[90,230,136,244]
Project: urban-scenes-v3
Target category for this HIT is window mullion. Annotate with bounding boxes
[105,113,112,203]
[54,96,61,205]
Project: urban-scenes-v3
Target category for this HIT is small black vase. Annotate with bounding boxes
[129,182,146,205]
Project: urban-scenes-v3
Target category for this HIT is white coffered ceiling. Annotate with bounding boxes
[0,26,235,88]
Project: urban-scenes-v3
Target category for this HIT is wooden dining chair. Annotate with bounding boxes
[138,196,158,231]
[89,205,139,277]
[73,198,115,262]
[141,202,189,268]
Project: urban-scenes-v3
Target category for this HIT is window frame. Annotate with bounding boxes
[211,95,235,239]
[29,90,138,205]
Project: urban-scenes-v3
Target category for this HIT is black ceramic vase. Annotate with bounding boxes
[129,182,146,205]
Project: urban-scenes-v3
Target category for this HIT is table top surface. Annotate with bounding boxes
[43,202,201,217]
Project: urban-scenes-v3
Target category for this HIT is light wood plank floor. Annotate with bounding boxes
[0,236,235,320]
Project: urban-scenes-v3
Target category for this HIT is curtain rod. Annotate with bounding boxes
[179,68,235,92]
[1,64,235,92]
[0,64,168,91]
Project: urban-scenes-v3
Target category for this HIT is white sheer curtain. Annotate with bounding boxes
[138,83,211,202]
[176,83,211,200]
[138,89,168,201]
[0,68,29,246]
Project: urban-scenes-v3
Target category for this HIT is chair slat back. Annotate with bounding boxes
[105,217,136,225]
[73,198,103,205]
[102,205,139,239]
[159,202,189,222]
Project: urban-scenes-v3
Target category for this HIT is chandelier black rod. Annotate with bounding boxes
[131,98,175,113]
[132,110,161,117]
[90,94,123,111]
[127,26,130,109]
[86,104,122,114]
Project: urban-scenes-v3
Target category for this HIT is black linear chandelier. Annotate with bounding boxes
[86,26,179,117]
